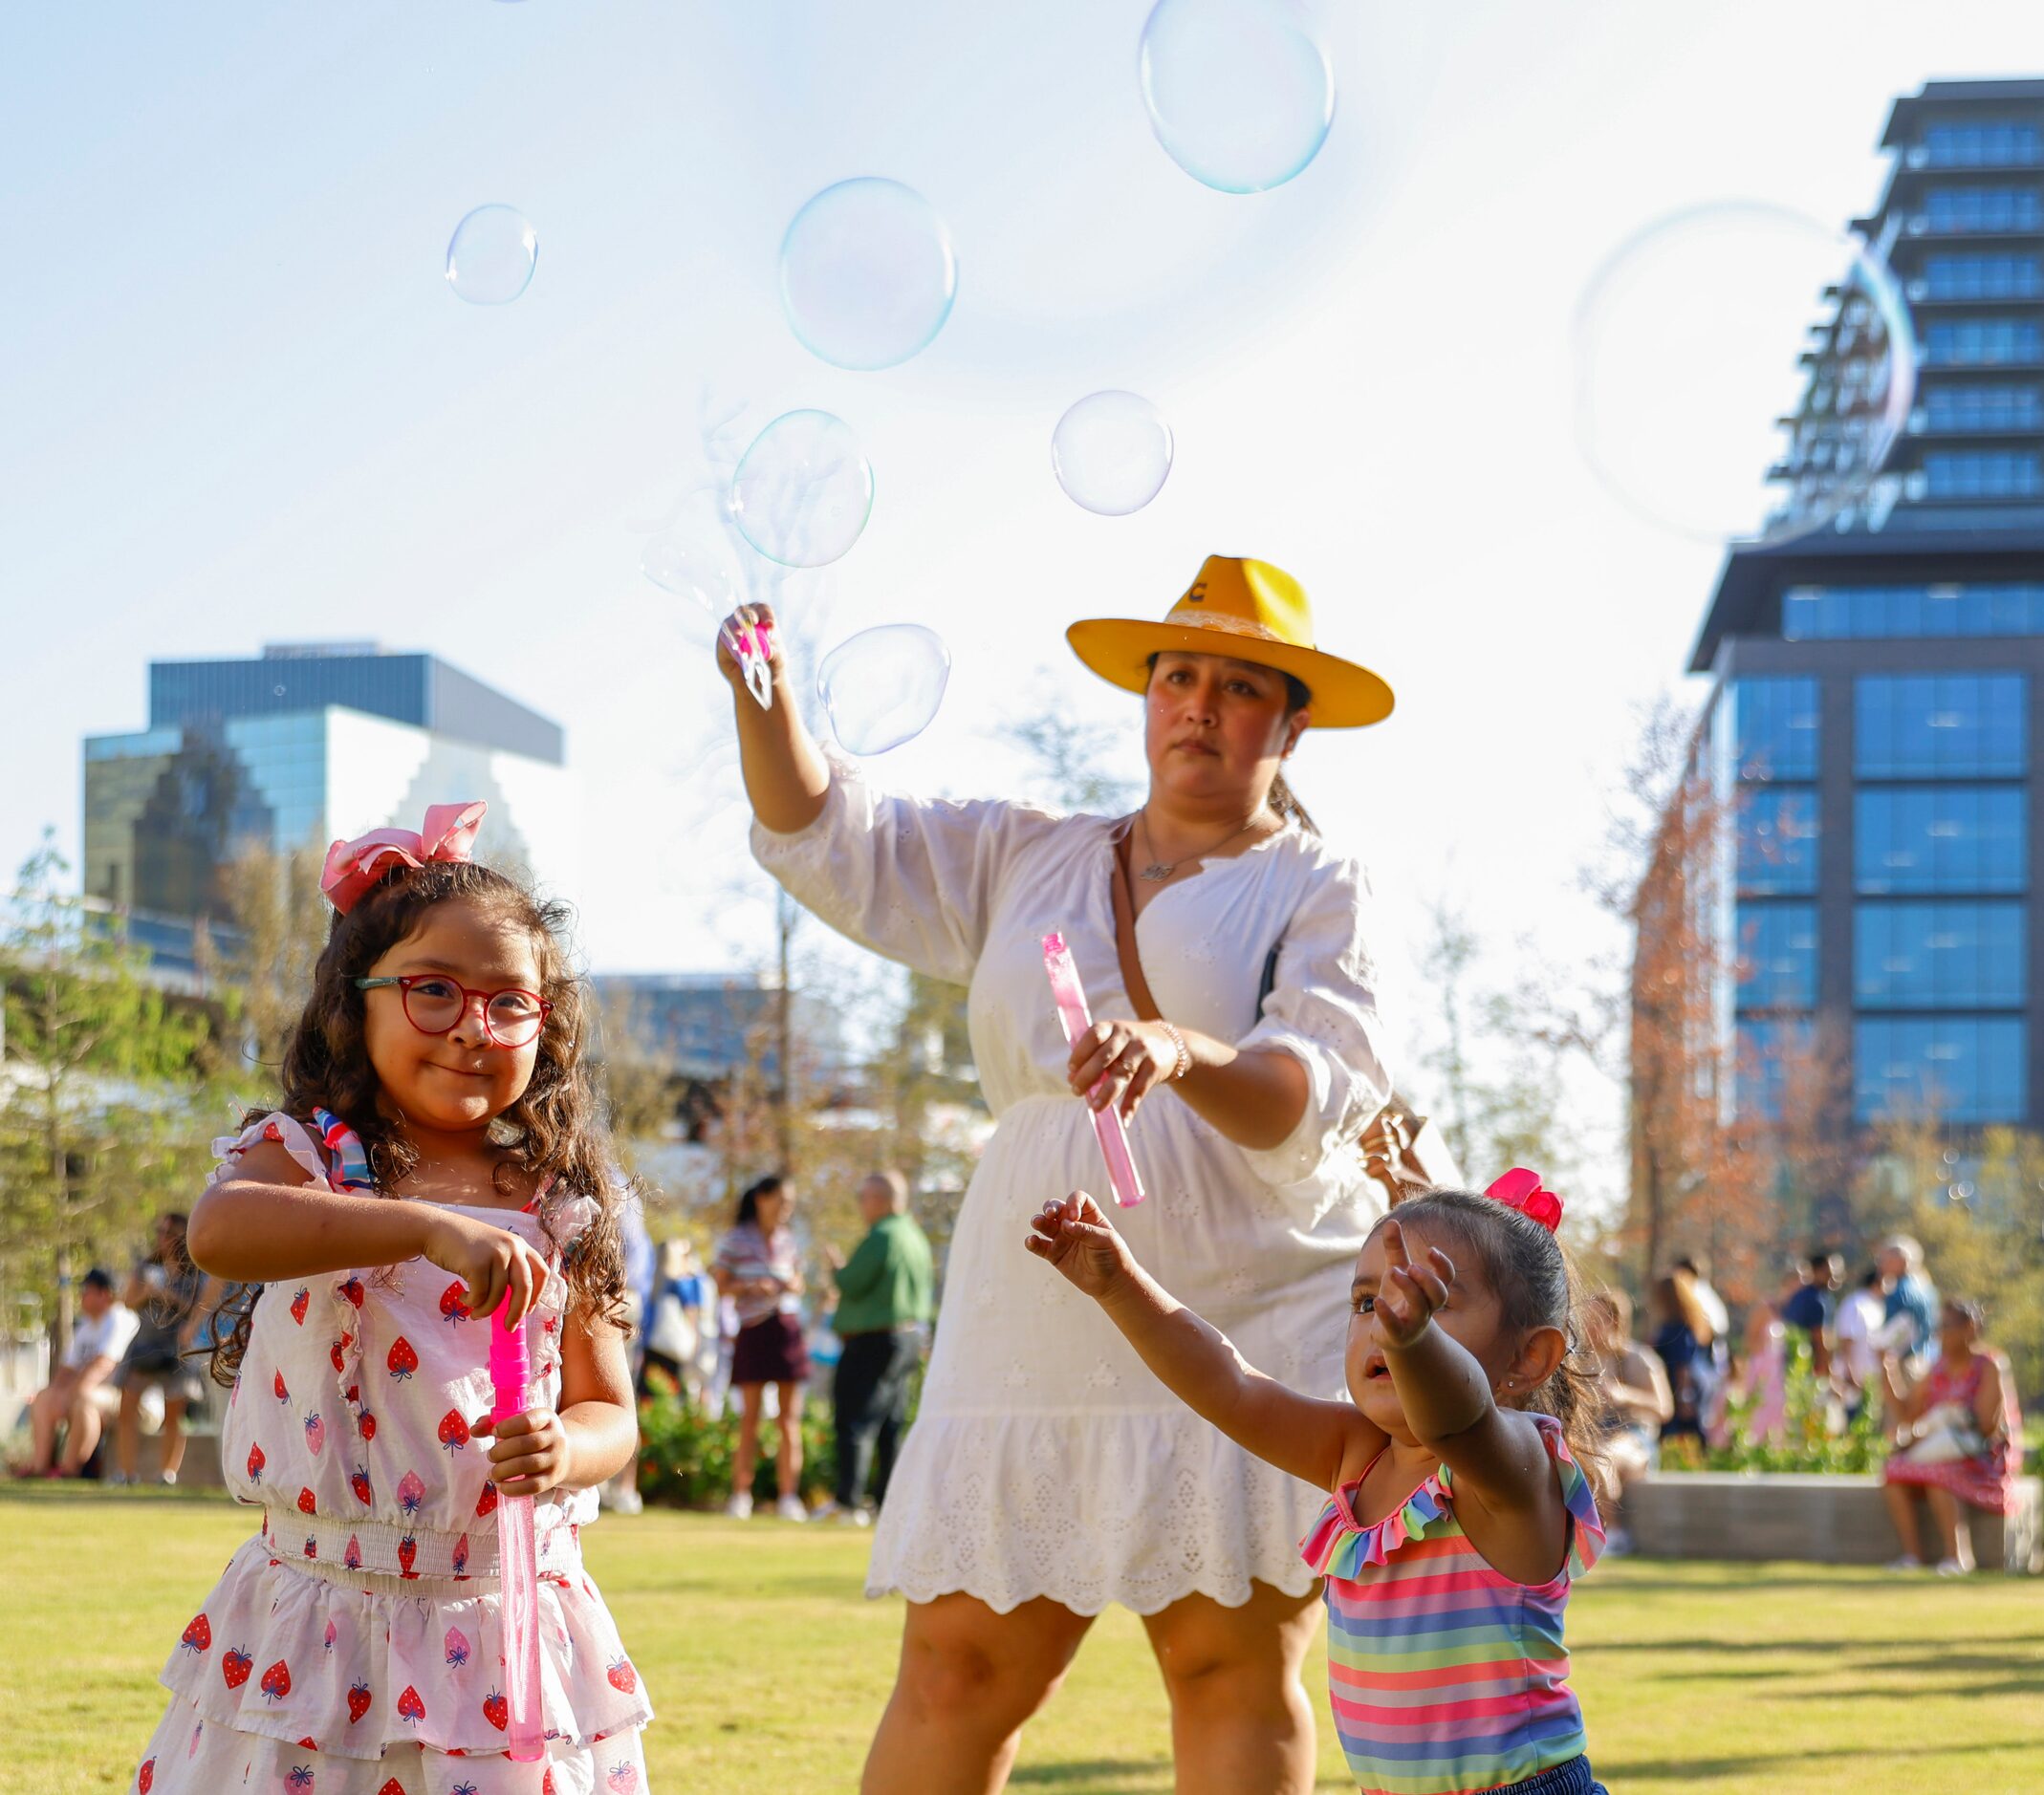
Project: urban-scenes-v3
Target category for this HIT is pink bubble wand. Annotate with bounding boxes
[1042,931,1147,1208]
[719,617,776,711]
[489,1311,545,1763]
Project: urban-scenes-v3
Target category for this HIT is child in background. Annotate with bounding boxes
[131,802,653,1795]
[1029,1171,1609,1795]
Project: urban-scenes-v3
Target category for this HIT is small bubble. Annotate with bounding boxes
[780,178,957,371]
[1052,392,1173,515]
[818,624,951,755]
[445,205,537,305]
[1140,0,1335,194]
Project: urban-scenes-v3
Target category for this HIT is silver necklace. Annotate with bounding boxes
[1135,809,1272,883]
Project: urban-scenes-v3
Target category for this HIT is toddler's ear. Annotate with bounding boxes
[1504,1324,1566,1398]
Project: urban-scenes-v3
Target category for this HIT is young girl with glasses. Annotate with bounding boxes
[129,802,654,1795]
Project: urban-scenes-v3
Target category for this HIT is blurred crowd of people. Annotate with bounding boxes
[22,1183,2022,1583]
[1584,1235,2026,1570]
[18,1211,235,1485]
[15,1167,937,1517]
[612,1166,934,1525]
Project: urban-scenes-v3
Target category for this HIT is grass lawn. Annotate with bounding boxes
[2,1488,2041,1794]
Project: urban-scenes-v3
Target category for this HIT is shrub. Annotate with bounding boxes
[634,1375,837,1509]
[1661,1335,1884,1476]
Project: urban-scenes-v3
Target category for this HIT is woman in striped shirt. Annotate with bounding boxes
[713,1174,814,1521]
[1029,1173,1609,1795]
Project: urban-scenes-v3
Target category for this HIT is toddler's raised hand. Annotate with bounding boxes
[1377,1218,1456,1348]
[1024,1192,1134,1299]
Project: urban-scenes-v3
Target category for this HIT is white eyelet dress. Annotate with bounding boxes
[129,1112,653,1795]
[752,758,1396,1615]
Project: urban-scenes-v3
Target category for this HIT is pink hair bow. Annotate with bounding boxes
[1486,1167,1563,1233]
[320,801,488,914]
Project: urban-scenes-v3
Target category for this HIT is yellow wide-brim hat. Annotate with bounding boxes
[1066,554,1394,728]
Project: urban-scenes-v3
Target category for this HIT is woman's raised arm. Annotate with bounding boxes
[719,602,833,834]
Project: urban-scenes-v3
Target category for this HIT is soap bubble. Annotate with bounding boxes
[818,624,951,754]
[641,524,743,620]
[638,486,745,617]
[445,205,538,304]
[1140,0,1335,194]
[730,410,875,568]
[1573,202,1915,546]
[1052,392,1174,515]
[780,178,958,371]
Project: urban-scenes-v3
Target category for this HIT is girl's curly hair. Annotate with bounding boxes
[208,860,634,1384]
[1371,1188,1611,1506]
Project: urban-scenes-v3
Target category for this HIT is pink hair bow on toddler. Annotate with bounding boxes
[1486,1167,1563,1233]
[320,801,488,914]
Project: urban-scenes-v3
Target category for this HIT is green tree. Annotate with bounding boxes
[1412,893,1580,1201]
[1007,708,1142,816]
[1857,1120,2044,1401]
[209,837,330,1092]
[0,833,218,1350]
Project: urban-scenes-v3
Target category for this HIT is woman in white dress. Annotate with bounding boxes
[721,555,1397,1795]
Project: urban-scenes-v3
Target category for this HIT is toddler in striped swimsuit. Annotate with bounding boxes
[1029,1171,1609,1795]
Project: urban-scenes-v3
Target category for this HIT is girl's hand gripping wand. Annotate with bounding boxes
[1042,931,1147,1207]
[489,1313,545,1764]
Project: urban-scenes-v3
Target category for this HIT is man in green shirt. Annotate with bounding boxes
[821,1170,934,1522]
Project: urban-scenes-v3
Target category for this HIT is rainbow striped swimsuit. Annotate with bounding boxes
[1298,1415,1604,1795]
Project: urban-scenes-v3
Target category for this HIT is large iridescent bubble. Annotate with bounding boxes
[1573,202,1916,546]
[1139,0,1335,195]
[780,178,958,371]
[819,625,952,755]
[1052,392,1174,515]
[729,410,875,568]
[445,205,538,305]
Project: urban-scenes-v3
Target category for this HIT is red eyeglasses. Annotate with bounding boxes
[354,975,552,1048]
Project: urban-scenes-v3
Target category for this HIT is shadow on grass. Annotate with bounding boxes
[1836,1651,2044,1684]
[1581,1573,1917,1594]
[1609,1739,2033,1779]
[1009,1761,1170,1787]
[0,1483,232,1507]
[1579,1632,2043,1655]
[613,1571,883,1604]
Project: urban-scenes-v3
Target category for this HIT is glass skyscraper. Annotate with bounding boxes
[1690,80,2044,1130]
[83,643,576,961]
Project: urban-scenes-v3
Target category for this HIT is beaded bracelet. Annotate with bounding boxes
[1158,1021,1192,1082]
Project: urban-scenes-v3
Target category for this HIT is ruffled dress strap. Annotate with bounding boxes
[209,1109,375,1195]
[1299,1452,1453,1580]
[1299,1414,1606,1584]
[1535,1411,1607,1579]
[535,1185,600,1260]
[309,1108,374,1191]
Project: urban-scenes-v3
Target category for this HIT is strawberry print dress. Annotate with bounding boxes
[131,1112,653,1795]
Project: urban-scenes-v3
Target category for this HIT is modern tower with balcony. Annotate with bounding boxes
[1687,79,2044,1132]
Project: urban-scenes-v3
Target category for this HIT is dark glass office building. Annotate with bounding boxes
[1693,80,2044,1130]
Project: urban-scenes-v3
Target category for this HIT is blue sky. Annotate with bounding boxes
[6,2,2044,1189]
